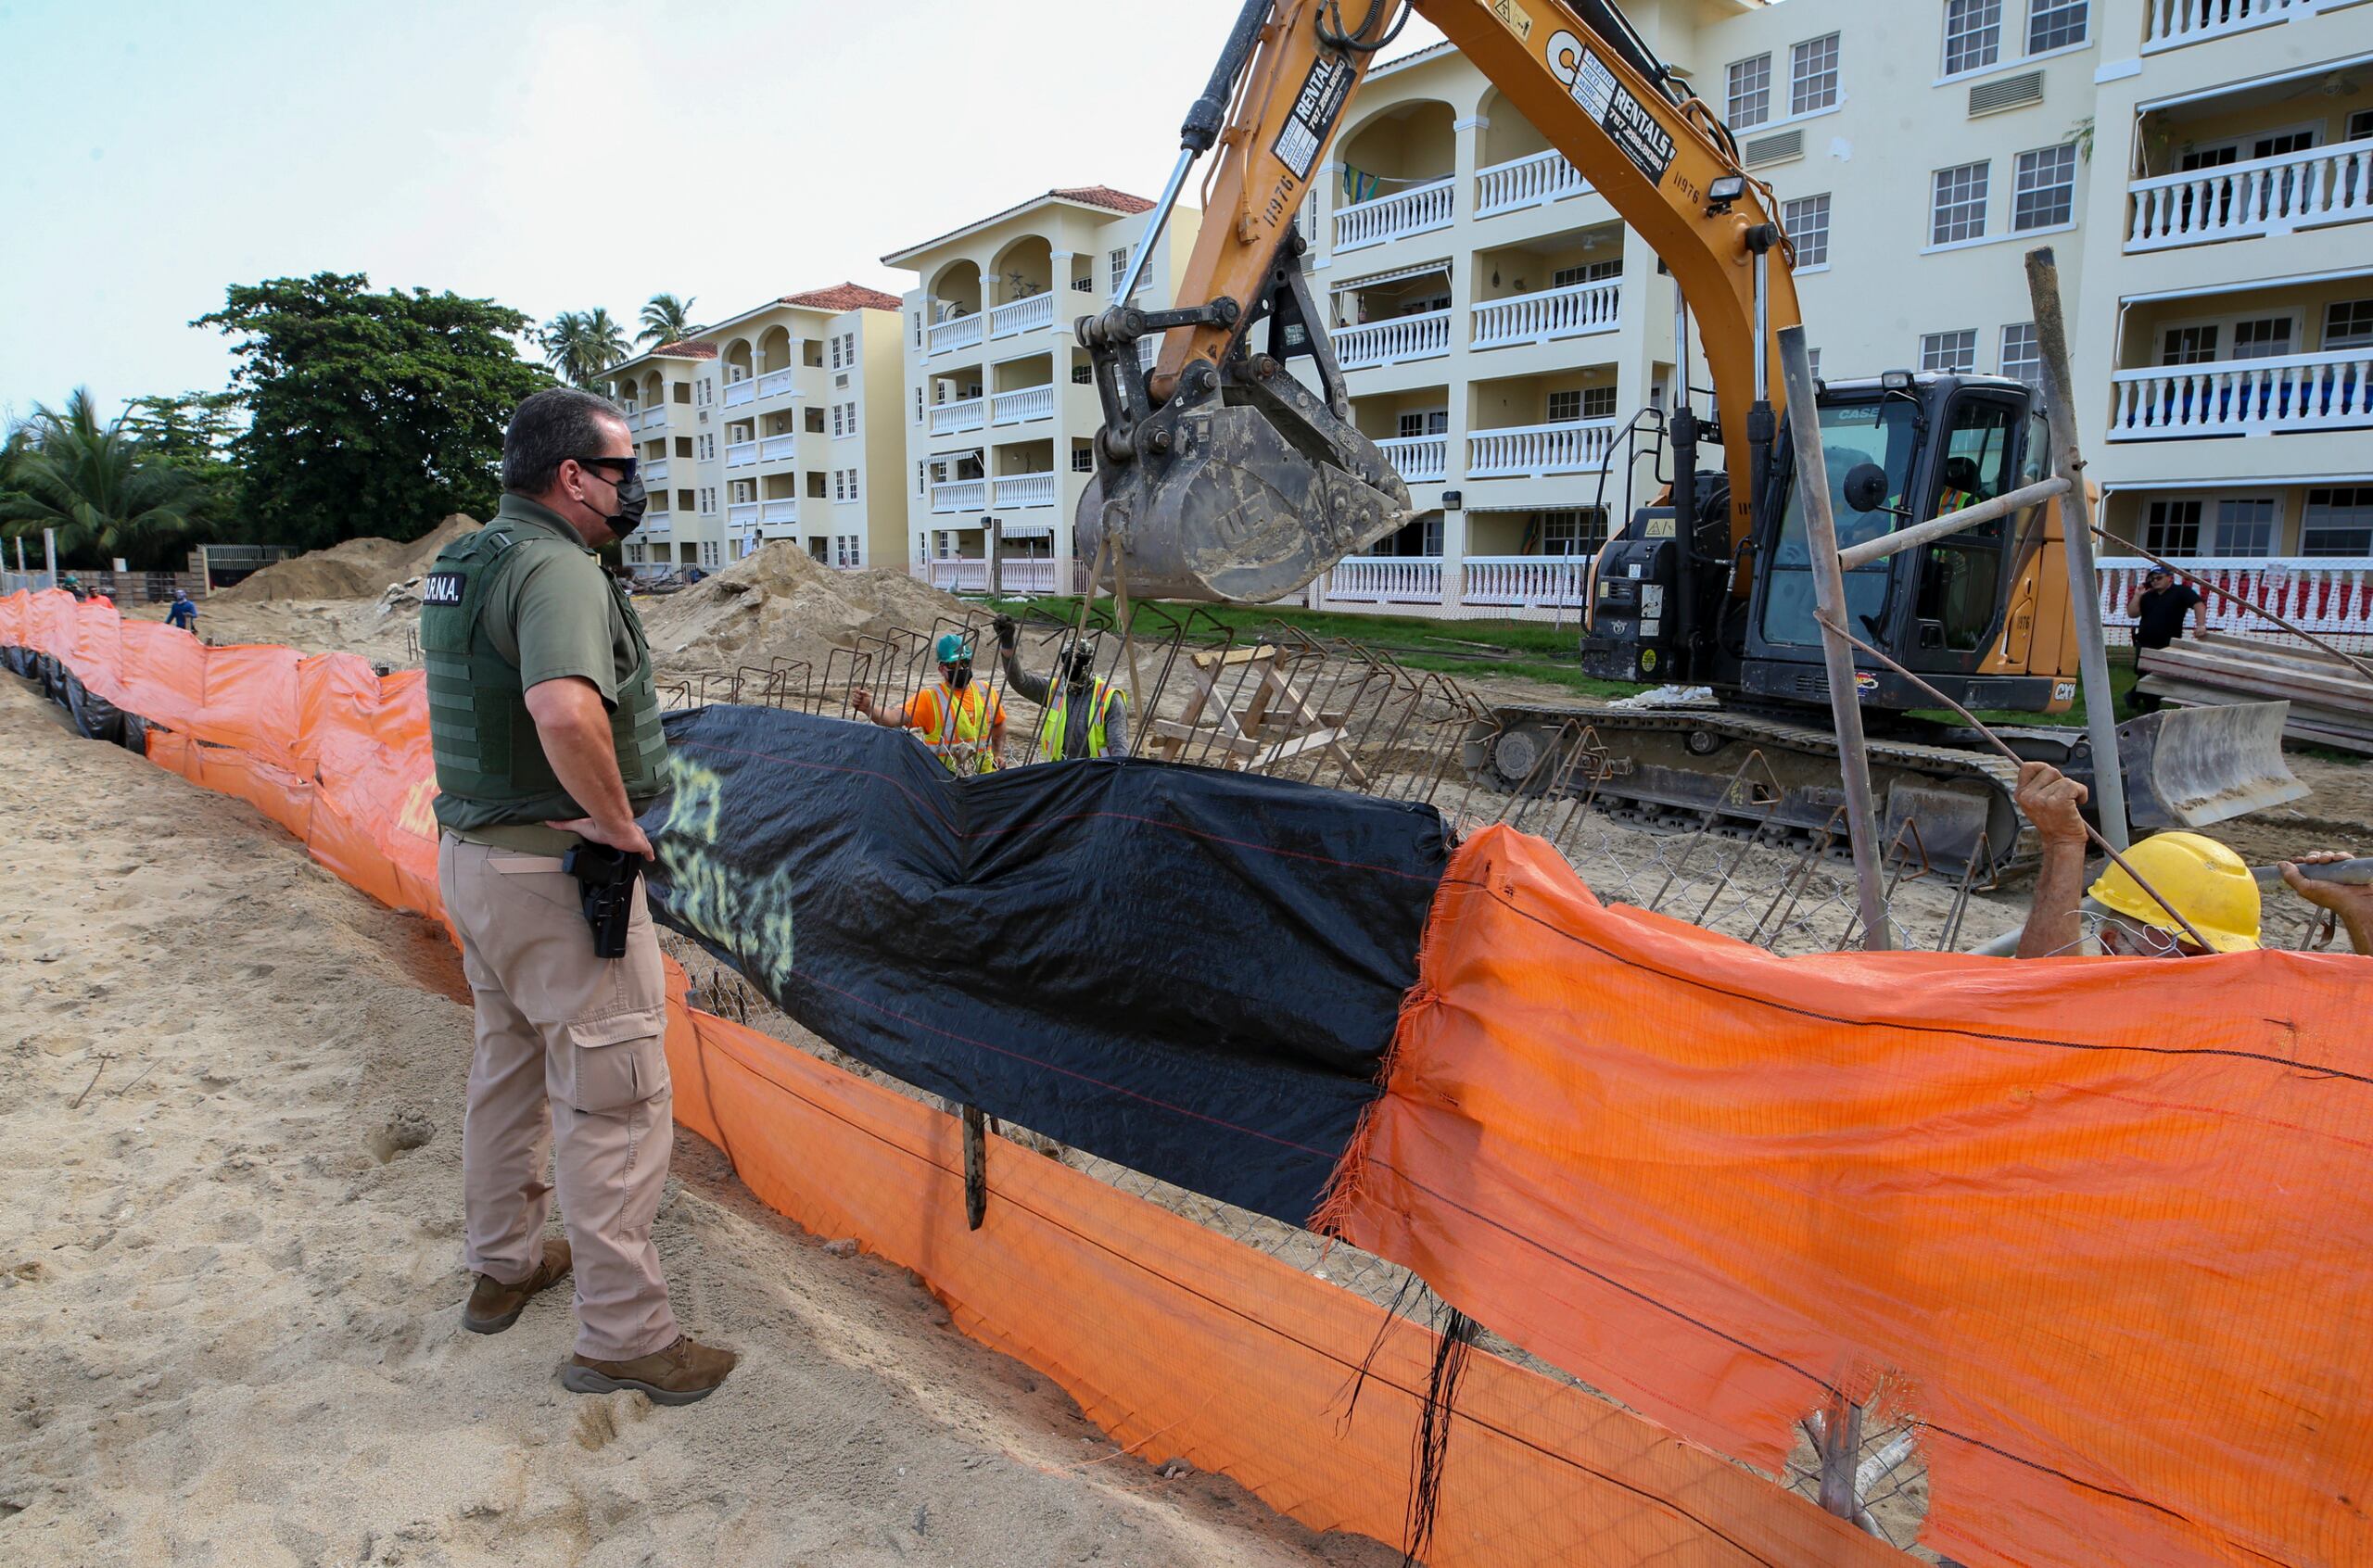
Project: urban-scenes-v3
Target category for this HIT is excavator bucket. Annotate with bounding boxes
[1076,373,1410,604]
[2117,701,2308,830]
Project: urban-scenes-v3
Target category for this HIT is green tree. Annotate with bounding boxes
[637,292,698,347]
[0,388,208,568]
[197,272,553,550]
[121,390,244,533]
[539,306,631,387]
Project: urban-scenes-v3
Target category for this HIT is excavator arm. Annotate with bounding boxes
[1077,0,1801,603]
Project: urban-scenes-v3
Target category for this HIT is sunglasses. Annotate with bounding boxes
[573,455,640,484]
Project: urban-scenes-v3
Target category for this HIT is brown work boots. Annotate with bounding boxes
[462,1240,573,1334]
[561,1336,740,1406]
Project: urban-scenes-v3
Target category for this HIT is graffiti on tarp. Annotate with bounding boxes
[645,752,797,998]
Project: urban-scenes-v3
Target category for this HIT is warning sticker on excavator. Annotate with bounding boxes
[1273,56,1355,181]
[1545,34,1676,185]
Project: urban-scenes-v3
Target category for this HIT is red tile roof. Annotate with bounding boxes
[779,282,905,313]
[650,339,717,359]
[1047,185,1156,215]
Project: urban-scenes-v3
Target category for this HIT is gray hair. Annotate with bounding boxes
[502,386,629,495]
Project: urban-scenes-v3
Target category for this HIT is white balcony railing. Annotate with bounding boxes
[761,499,798,525]
[1475,149,1593,216]
[992,472,1057,510]
[723,378,756,408]
[2126,142,2372,250]
[727,501,761,528]
[724,440,757,469]
[1467,418,1619,479]
[759,433,797,462]
[2108,349,2373,440]
[988,292,1056,338]
[2143,0,2299,50]
[931,478,987,513]
[643,459,671,487]
[1321,556,1445,605]
[1334,176,1455,251]
[931,397,985,436]
[992,385,1054,425]
[929,311,983,355]
[756,368,795,399]
[1333,309,1452,370]
[640,407,668,430]
[1472,280,1621,349]
[1376,434,1447,484]
[2097,556,2373,650]
[917,559,989,592]
[1463,556,1592,611]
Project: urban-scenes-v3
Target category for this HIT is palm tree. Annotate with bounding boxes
[539,309,631,388]
[0,388,206,567]
[638,293,698,347]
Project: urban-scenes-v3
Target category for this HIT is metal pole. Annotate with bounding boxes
[1777,325,1893,951]
[2024,246,2129,851]
[1837,476,2072,570]
[1113,149,1196,308]
[988,517,1003,600]
[44,526,58,588]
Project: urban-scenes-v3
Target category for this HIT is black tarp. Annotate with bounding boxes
[643,704,1447,1224]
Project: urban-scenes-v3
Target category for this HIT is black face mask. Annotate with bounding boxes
[945,663,973,689]
[601,474,649,537]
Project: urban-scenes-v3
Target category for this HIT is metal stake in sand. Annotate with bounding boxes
[2025,246,2129,851]
[1776,325,1894,952]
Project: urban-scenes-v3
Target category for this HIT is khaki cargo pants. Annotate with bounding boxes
[438,833,679,1361]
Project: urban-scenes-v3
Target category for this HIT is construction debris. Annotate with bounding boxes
[2138,632,2373,753]
[214,515,479,602]
[636,542,970,677]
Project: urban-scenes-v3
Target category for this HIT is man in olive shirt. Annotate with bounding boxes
[424,386,735,1405]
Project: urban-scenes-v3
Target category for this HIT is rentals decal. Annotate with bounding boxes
[1542,31,1677,184]
[1273,55,1355,182]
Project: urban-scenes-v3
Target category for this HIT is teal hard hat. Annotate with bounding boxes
[935,632,970,664]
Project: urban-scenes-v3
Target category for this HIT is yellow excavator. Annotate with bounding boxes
[1074,0,2301,870]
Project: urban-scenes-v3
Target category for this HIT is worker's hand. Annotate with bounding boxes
[849,686,874,716]
[552,816,655,861]
[2281,852,2373,919]
[992,613,1017,649]
[2015,761,2090,845]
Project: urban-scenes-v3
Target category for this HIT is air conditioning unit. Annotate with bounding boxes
[1970,71,2044,117]
[1742,128,1804,168]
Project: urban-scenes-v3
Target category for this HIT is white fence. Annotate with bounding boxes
[1334,176,1455,251]
[1472,279,1621,349]
[1463,556,1591,613]
[725,441,756,469]
[2097,555,2373,650]
[722,378,756,409]
[761,499,798,525]
[760,433,797,462]
[2108,349,2373,439]
[643,459,671,486]
[727,501,760,528]
[2144,0,2299,49]
[1475,149,1591,216]
[991,385,1054,425]
[930,479,986,514]
[2126,141,2372,250]
[756,368,795,399]
[912,559,1058,595]
[989,293,1056,338]
[929,311,983,355]
[1333,309,1452,369]
[992,472,1057,509]
[1315,557,1446,605]
[1376,434,1447,484]
[639,408,668,430]
[931,397,986,436]
[1466,418,1618,478]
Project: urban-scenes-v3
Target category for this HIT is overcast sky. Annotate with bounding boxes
[1,1,1448,424]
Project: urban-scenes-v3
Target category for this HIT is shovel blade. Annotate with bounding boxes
[2119,701,2309,829]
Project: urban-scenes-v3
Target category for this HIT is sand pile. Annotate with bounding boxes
[217,514,478,603]
[639,542,972,675]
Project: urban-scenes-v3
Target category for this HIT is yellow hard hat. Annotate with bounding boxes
[2087,831,2260,953]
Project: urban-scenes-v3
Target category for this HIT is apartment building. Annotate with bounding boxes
[602,283,907,574]
[882,185,1204,593]
[1217,0,2369,636]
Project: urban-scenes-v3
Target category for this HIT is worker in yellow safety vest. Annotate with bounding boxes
[993,615,1129,762]
[852,631,1007,775]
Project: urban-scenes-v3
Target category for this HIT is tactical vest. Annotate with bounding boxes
[420,523,666,829]
[1038,678,1119,761]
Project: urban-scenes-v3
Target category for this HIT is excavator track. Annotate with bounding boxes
[1463,701,2031,877]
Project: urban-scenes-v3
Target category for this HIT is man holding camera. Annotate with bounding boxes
[422,387,735,1406]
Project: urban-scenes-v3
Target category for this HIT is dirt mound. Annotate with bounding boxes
[639,542,972,675]
[216,514,479,603]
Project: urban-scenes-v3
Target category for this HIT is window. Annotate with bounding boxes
[831,403,845,437]
[2213,498,2277,557]
[1931,160,1990,246]
[1584,386,1620,420]
[828,334,843,371]
[836,467,859,503]
[805,405,826,434]
[837,535,860,568]
[2351,108,2373,143]
[2001,322,2042,388]
[912,310,923,348]
[1552,259,1623,287]
[1727,54,1772,129]
[1546,390,1582,424]
[698,487,717,516]
[1922,330,1979,373]
[841,331,857,367]
[1072,444,1096,474]
[1537,509,1609,557]
[1783,194,1831,267]
[2230,317,2293,360]
[700,541,720,568]
[2011,145,2076,232]
[694,377,714,407]
[1109,247,1131,293]
[2326,299,2373,351]
[1396,409,1449,437]
[1791,34,1840,116]
[1807,348,1822,380]
[2026,0,2087,52]
[914,386,924,424]
[841,400,858,435]
[2143,499,2203,557]
[696,433,715,462]
[1944,0,2002,76]
[2303,487,2373,557]
[730,478,755,504]
[1071,363,1092,384]
[2162,325,2219,365]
